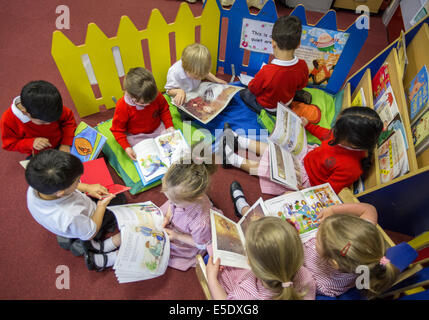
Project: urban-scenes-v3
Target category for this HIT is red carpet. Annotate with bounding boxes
[0,0,409,300]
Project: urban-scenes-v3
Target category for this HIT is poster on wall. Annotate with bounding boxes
[239,18,350,88]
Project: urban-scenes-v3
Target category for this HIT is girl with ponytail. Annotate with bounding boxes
[160,157,220,271]
[304,202,399,298]
[206,217,316,300]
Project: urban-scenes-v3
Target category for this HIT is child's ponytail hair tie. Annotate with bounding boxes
[379,256,390,267]
[281,281,293,288]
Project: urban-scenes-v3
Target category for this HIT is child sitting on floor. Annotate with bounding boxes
[110,67,175,161]
[165,43,227,106]
[222,106,383,200]
[1,80,77,157]
[25,149,123,271]
[240,15,310,116]
[160,158,220,271]
[206,217,316,300]
[304,202,399,298]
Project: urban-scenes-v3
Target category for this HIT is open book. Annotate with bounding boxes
[71,121,107,162]
[133,129,190,186]
[108,201,170,283]
[210,198,270,270]
[378,130,409,184]
[267,102,308,189]
[264,183,342,243]
[172,82,243,124]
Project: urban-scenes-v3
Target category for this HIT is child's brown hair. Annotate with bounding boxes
[123,67,158,103]
[245,217,307,300]
[272,15,302,51]
[181,43,212,79]
[318,214,398,298]
[161,158,217,203]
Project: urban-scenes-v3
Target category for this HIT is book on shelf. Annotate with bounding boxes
[71,121,107,162]
[171,82,243,124]
[210,184,342,269]
[396,30,408,80]
[80,158,130,195]
[108,201,170,283]
[267,102,308,190]
[406,65,429,126]
[411,108,429,156]
[372,63,391,104]
[132,129,190,186]
[378,130,410,184]
[351,87,367,106]
[210,198,270,270]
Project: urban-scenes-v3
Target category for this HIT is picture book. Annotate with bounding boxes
[411,108,429,155]
[172,82,243,124]
[71,121,107,162]
[210,199,270,270]
[374,85,402,145]
[372,63,391,104]
[132,130,190,186]
[351,87,367,107]
[407,65,429,125]
[268,141,299,191]
[378,113,409,149]
[396,30,408,79]
[378,130,409,184]
[108,201,170,283]
[80,158,130,195]
[264,183,342,243]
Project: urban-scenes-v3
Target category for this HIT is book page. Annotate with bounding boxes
[210,210,249,270]
[108,202,163,230]
[378,130,410,183]
[71,121,107,162]
[173,82,243,124]
[374,85,400,129]
[268,141,298,190]
[238,198,270,236]
[132,138,168,183]
[269,102,308,159]
[154,130,190,166]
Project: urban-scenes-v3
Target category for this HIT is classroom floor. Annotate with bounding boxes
[0,0,412,299]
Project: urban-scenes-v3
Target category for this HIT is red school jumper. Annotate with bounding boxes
[1,105,77,156]
[110,92,174,150]
[303,123,366,194]
[248,57,309,110]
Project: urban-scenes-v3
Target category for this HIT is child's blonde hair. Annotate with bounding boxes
[318,214,398,299]
[161,159,217,203]
[123,67,158,103]
[181,43,211,79]
[245,217,307,300]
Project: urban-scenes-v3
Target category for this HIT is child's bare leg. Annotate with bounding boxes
[239,159,260,176]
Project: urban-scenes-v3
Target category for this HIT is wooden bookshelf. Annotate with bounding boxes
[341,82,351,110]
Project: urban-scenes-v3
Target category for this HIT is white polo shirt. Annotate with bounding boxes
[164,60,201,92]
[26,187,98,240]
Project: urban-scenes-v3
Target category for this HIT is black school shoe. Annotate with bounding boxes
[84,252,108,272]
[57,236,74,251]
[223,122,239,153]
[230,181,247,218]
[294,90,312,104]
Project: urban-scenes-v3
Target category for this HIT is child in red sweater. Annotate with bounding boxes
[1,80,77,157]
[221,107,383,211]
[110,67,174,160]
[241,15,309,115]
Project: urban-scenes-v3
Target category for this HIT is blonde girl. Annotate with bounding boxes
[206,217,316,300]
[305,202,398,298]
[160,159,220,271]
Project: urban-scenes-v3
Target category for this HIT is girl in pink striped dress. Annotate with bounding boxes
[160,160,220,271]
[206,217,316,300]
[305,203,399,298]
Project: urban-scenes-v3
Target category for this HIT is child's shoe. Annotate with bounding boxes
[57,236,74,251]
[294,90,312,104]
[69,239,88,256]
[230,181,249,218]
[84,252,108,272]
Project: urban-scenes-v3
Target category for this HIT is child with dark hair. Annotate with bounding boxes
[110,67,175,161]
[240,15,309,115]
[0,80,77,156]
[223,107,383,215]
[25,149,123,271]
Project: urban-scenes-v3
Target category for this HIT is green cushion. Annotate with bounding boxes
[95,119,161,195]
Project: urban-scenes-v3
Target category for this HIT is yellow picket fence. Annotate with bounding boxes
[51,0,220,117]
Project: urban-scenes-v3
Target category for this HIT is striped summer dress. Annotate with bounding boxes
[303,237,357,297]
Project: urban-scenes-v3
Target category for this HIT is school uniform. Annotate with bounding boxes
[164,59,201,92]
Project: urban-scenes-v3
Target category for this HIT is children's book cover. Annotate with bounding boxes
[411,108,429,155]
[296,25,350,88]
[71,121,107,162]
[378,130,409,184]
[372,63,391,104]
[351,87,367,107]
[407,65,429,125]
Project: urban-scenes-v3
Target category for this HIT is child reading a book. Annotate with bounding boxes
[240,15,310,115]
[25,149,122,271]
[165,43,227,106]
[222,106,383,200]
[206,217,316,300]
[110,67,175,161]
[160,158,220,271]
[304,202,398,298]
[1,80,77,157]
